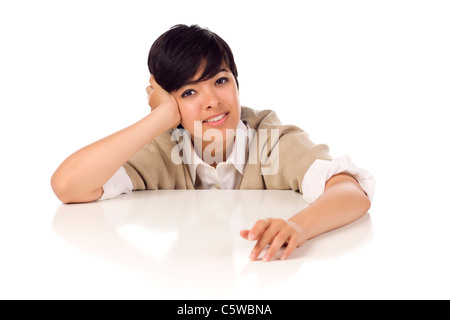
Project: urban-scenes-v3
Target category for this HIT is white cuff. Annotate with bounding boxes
[301,155,375,203]
[99,166,133,200]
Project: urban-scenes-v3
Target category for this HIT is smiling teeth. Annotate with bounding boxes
[204,113,226,123]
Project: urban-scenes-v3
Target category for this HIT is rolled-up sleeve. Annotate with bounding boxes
[99,166,133,200]
[301,155,375,203]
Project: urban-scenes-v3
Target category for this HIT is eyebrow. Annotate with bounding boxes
[182,68,229,87]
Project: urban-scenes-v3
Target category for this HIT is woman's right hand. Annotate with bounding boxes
[146,75,181,129]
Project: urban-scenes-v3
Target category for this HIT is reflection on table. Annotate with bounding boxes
[52,190,372,298]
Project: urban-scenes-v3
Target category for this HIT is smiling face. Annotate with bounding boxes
[172,62,241,164]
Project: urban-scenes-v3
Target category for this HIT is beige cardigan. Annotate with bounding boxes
[123,107,331,193]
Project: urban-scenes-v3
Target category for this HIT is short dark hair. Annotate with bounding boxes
[148,24,239,92]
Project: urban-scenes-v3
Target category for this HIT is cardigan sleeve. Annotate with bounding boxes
[261,127,332,193]
[123,131,194,190]
[239,107,332,192]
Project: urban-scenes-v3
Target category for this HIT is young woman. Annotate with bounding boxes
[51,24,374,261]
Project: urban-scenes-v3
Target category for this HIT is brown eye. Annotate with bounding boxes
[181,89,196,98]
[216,77,229,85]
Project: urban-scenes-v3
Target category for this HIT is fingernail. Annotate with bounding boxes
[281,254,287,261]
[249,252,257,260]
[263,254,271,262]
[248,232,254,241]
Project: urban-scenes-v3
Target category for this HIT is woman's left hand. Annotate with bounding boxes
[240,218,308,261]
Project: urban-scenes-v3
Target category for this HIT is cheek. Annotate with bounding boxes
[223,87,240,109]
[177,101,201,130]
[223,88,240,116]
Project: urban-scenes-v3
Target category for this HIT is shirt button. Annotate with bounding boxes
[214,184,221,189]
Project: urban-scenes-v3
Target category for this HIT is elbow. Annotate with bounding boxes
[51,175,102,204]
[51,173,99,204]
[51,173,73,204]
[358,192,372,218]
[51,165,103,204]
[343,184,371,219]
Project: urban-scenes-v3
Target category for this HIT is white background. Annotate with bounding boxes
[1,0,449,299]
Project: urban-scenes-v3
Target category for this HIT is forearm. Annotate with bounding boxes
[51,106,173,203]
[289,174,371,240]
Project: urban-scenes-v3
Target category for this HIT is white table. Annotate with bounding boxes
[2,186,450,299]
[51,190,374,299]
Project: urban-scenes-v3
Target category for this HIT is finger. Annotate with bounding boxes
[240,230,250,239]
[280,235,299,261]
[263,229,291,262]
[149,74,159,88]
[249,222,280,260]
[146,86,153,106]
[248,218,270,241]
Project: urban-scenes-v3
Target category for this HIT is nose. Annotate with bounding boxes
[202,86,221,110]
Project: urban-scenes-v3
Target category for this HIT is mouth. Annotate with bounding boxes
[203,112,229,126]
